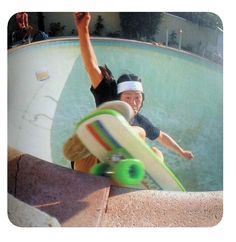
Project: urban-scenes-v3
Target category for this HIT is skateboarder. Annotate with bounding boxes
[63,12,194,172]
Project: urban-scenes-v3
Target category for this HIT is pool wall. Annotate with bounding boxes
[8,37,223,191]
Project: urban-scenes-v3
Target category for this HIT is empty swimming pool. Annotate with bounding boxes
[8,38,223,191]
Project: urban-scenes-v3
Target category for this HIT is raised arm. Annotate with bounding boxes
[16,13,25,29]
[74,12,103,88]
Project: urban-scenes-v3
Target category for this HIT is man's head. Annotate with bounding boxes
[117,74,144,114]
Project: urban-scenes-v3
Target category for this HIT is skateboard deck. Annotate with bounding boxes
[76,101,185,191]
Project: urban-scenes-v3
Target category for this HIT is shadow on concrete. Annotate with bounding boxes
[109,185,144,197]
[8,153,111,226]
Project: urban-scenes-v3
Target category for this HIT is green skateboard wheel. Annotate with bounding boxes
[112,159,145,185]
[89,163,110,176]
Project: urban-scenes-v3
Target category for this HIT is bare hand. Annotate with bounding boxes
[74,12,91,29]
[181,150,194,160]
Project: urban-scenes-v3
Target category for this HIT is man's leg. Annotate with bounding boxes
[64,134,99,172]
[132,126,146,140]
[73,155,98,173]
[151,146,164,162]
[132,126,164,162]
[63,134,90,162]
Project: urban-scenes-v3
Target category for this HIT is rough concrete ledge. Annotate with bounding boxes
[8,147,223,227]
[8,147,111,227]
[101,187,223,227]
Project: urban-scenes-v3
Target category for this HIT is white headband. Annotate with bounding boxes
[117,81,143,94]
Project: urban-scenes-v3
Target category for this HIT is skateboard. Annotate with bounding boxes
[76,101,185,191]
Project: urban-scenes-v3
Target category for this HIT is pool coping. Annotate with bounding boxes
[8,37,222,67]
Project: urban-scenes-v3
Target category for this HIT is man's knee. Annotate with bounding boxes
[73,155,98,173]
[63,134,90,161]
[132,126,146,140]
[151,146,164,162]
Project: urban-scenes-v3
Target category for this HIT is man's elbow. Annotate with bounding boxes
[157,131,164,141]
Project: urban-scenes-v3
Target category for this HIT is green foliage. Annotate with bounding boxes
[49,22,65,37]
[93,15,104,36]
[119,12,163,41]
[168,30,178,47]
[170,12,223,30]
